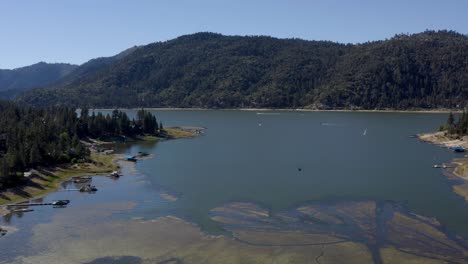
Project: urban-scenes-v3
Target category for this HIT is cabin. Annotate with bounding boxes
[452,146,466,153]
[72,176,92,183]
[23,171,35,178]
[103,149,114,155]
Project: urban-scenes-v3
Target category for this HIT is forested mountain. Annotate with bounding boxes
[18,30,468,109]
[0,62,77,99]
[50,46,139,88]
[0,47,139,100]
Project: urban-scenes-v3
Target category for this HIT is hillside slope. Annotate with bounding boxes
[0,62,77,99]
[18,31,468,109]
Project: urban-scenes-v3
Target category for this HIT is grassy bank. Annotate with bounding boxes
[0,127,200,208]
[0,152,119,207]
[163,127,201,139]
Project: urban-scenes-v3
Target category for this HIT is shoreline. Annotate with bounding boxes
[2,126,468,263]
[417,131,468,201]
[0,152,121,212]
[0,127,200,215]
[91,107,462,113]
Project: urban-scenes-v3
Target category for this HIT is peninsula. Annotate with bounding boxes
[0,103,199,209]
[418,111,468,200]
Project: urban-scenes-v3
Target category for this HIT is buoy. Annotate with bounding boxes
[298,168,302,172]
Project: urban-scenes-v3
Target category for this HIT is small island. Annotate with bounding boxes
[0,103,199,209]
[418,110,468,201]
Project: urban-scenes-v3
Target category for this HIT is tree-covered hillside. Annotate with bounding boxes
[51,46,139,88]
[18,31,468,109]
[0,100,161,189]
[0,62,77,99]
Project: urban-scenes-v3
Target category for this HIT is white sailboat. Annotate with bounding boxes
[363,128,367,136]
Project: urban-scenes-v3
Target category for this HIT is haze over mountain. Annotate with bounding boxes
[0,47,139,100]
[16,30,468,109]
[0,62,77,99]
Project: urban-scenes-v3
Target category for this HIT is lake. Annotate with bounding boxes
[1,110,467,263]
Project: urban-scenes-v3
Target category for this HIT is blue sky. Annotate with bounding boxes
[1,0,466,69]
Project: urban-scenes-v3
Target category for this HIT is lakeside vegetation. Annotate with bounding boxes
[17,30,468,110]
[419,110,468,201]
[0,152,119,206]
[0,101,162,190]
[441,110,468,137]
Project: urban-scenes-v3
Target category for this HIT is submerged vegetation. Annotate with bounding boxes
[0,101,161,189]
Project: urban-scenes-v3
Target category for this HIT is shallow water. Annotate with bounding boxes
[1,110,467,263]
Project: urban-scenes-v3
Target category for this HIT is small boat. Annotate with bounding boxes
[52,200,70,206]
[126,155,137,162]
[13,208,34,213]
[433,164,441,168]
[138,151,149,157]
[110,171,120,177]
[79,185,98,192]
[363,128,367,136]
[452,146,466,153]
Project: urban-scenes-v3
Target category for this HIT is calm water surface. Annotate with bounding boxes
[1,110,467,262]
[129,111,468,233]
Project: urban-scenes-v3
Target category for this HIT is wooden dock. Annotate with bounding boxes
[8,203,53,207]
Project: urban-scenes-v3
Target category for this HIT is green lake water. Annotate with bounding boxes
[121,110,468,233]
[1,110,468,263]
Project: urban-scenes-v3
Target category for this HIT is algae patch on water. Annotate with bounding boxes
[210,201,468,263]
[9,199,468,264]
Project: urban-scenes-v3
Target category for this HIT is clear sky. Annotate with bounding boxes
[1,0,466,69]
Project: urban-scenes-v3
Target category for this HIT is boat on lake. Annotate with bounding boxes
[126,155,137,162]
[110,171,120,177]
[51,200,70,206]
[79,185,98,192]
[452,146,465,153]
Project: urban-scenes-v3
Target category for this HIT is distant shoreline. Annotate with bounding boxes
[91,107,462,113]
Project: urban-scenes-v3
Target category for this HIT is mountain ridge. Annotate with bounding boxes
[0,62,78,99]
[16,30,468,109]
